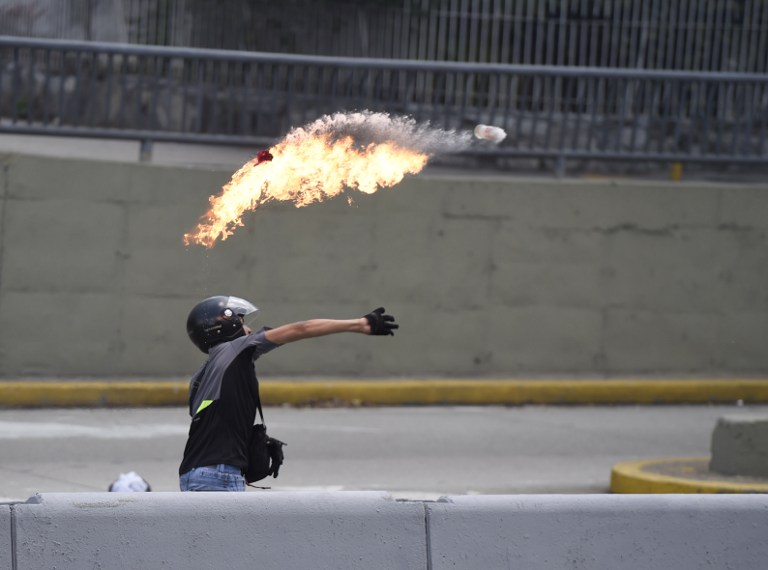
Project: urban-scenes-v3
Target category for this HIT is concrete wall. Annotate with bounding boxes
[4,492,768,569]
[0,152,766,378]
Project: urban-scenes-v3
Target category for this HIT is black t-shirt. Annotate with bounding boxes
[179,329,280,476]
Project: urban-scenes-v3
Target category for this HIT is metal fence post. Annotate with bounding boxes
[139,138,153,161]
[554,155,566,178]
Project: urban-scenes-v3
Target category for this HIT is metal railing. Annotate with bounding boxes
[1,0,766,72]
[0,36,766,168]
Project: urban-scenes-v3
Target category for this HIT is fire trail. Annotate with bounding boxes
[183,111,474,249]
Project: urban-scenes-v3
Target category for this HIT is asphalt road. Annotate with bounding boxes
[2,404,767,502]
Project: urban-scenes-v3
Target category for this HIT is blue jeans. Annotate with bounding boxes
[179,464,245,492]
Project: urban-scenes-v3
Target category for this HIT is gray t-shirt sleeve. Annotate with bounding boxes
[237,326,282,360]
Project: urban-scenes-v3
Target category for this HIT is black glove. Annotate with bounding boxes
[364,307,399,336]
[266,437,286,478]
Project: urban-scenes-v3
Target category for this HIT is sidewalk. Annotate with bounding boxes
[1,377,767,408]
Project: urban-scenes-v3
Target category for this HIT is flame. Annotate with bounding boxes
[183,132,430,248]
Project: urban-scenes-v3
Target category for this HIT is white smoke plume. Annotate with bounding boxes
[283,110,474,156]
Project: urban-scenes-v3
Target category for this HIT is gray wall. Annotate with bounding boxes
[4,492,768,570]
[0,152,766,378]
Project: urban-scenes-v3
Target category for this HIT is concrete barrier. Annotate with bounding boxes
[1,504,10,570]
[428,495,768,570]
[710,415,768,477]
[5,493,768,570]
[10,492,426,570]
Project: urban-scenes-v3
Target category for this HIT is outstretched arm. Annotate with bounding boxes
[264,318,368,345]
[264,307,398,345]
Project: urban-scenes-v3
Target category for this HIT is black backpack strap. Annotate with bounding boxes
[188,361,209,416]
[254,373,266,427]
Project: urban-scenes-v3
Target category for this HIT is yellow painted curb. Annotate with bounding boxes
[0,378,767,408]
[0,381,189,408]
[260,379,768,407]
[611,457,768,494]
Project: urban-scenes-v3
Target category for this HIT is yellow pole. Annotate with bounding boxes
[670,162,683,181]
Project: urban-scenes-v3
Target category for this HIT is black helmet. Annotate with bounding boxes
[187,295,258,353]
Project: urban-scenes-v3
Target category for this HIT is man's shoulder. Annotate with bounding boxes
[213,330,280,356]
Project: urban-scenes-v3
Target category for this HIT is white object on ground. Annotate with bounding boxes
[109,471,151,492]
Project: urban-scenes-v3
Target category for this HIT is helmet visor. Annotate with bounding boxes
[225,296,259,326]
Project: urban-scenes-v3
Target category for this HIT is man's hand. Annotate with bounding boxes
[267,437,286,478]
[364,307,399,336]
